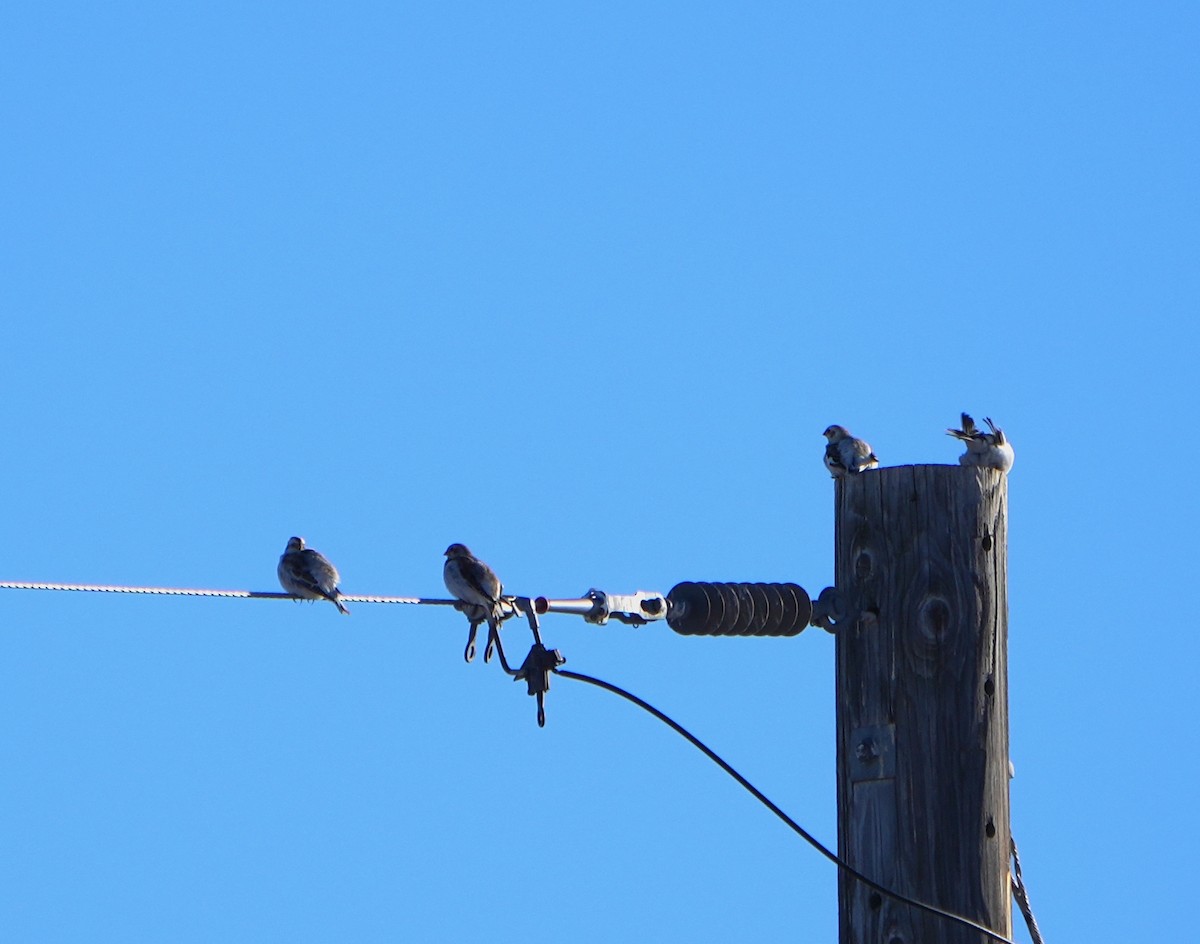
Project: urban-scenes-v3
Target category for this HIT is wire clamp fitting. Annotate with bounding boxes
[514,643,567,728]
[533,589,668,626]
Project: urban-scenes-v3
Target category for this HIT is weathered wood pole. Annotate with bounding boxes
[834,465,1011,944]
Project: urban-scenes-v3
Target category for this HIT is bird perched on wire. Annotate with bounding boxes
[443,543,505,662]
[823,425,880,477]
[277,536,350,614]
[947,413,1015,473]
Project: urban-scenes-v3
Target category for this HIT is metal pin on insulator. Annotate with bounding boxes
[665,582,812,637]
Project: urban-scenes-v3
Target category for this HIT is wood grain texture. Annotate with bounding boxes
[835,465,1011,944]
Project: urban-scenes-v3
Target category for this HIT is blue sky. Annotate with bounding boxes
[2,3,1197,941]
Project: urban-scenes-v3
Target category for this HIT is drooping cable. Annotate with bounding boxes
[554,667,1017,944]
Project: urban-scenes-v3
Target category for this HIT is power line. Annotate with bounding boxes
[0,580,456,606]
[554,667,1018,944]
[3,577,1038,941]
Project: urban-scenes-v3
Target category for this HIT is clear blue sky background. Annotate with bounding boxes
[2,3,1196,941]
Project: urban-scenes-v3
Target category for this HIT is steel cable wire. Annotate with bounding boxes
[554,667,1018,944]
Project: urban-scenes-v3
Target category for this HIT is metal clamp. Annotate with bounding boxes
[459,596,566,727]
[514,643,567,728]
[809,587,847,634]
[534,589,668,626]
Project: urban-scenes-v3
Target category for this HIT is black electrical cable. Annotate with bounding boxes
[554,667,1016,944]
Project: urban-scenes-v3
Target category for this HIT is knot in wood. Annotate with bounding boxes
[853,549,875,581]
[917,595,952,642]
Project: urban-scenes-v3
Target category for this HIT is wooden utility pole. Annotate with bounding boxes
[834,465,1012,944]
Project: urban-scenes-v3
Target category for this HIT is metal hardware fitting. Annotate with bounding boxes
[849,724,896,783]
[534,589,668,626]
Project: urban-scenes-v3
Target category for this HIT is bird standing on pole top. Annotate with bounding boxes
[947,413,1015,473]
[444,543,505,662]
[277,536,350,614]
[823,425,879,477]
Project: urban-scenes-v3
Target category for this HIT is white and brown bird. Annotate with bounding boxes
[443,543,505,662]
[277,536,349,614]
[947,413,1014,473]
[822,425,879,477]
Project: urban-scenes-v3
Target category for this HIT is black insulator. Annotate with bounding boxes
[666,582,812,637]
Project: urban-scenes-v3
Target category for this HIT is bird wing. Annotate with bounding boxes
[299,550,340,593]
[279,554,319,595]
[982,417,1007,445]
[840,438,865,467]
[458,556,501,602]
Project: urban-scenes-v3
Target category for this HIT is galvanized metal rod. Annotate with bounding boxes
[534,596,596,615]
